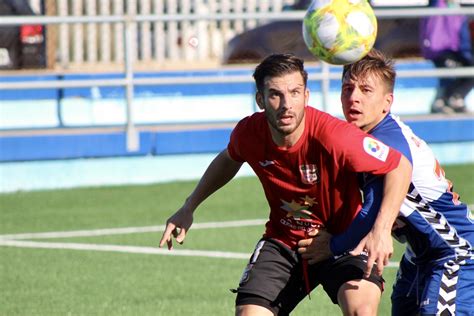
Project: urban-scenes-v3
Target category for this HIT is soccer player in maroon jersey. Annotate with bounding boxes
[160,53,411,315]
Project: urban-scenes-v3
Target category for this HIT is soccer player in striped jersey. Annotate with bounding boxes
[298,49,474,315]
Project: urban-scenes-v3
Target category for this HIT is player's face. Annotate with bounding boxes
[341,72,393,132]
[257,71,309,143]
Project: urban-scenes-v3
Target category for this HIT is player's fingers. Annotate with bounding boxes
[176,228,187,244]
[297,238,312,247]
[307,229,319,237]
[172,228,179,238]
[349,243,364,256]
[376,257,385,276]
[159,224,176,248]
[365,254,376,278]
[297,246,307,254]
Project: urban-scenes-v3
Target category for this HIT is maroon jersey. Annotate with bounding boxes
[227,106,402,249]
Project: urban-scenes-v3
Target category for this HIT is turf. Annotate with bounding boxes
[0,163,472,315]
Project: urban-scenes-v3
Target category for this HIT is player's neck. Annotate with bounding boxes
[269,118,305,149]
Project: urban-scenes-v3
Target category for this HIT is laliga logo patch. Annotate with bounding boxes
[363,137,389,162]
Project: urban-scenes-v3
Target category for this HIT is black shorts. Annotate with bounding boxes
[234,238,384,316]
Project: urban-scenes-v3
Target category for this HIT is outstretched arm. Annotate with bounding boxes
[159,149,243,249]
[357,154,411,277]
[330,177,383,255]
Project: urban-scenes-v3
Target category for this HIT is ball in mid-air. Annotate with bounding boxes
[302,0,377,65]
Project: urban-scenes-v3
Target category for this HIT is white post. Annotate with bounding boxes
[321,62,330,112]
[139,0,152,61]
[208,0,221,58]
[113,0,124,63]
[86,0,97,63]
[273,0,284,12]
[166,0,179,60]
[246,0,257,29]
[153,0,165,63]
[195,0,209,60]
[58,0,69,68]
[126,0,137,63]
[99,0,111,63]
[258,1,270,26]
[124,19,139,152]
[181,0,194,61]
[233,0,244,34]
[220,1,234,42]
[72,0,84,64]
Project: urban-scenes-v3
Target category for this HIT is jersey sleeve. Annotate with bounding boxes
[330,176,384,255]
[227,118,247,163]
[320,116,402,175]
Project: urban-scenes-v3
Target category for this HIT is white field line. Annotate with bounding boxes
[0,239,250,259]
[0,238,400,267]
[0,219,267,240]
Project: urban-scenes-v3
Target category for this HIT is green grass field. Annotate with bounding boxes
[1,163,473,315]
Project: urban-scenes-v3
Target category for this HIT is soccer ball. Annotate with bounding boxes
[302,0,377,65]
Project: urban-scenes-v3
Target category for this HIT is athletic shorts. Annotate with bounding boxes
[391,255,474,316]
[233,238,384,315]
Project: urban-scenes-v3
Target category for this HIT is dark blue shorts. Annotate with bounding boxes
[391,254,474,315]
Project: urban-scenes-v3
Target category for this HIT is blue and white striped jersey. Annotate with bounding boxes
[331,113,474,264]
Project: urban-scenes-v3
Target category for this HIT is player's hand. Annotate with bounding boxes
[297,229,333,264]
[159,206,194,250]
[350,229,393,278]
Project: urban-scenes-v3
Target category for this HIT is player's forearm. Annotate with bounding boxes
[372,155,412,234]
[330,178,383,255]
[185,149,242,212]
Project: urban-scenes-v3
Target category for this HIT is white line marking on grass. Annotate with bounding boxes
[0,219,267,240]
[0,239,400,267]
[0,239,251,259]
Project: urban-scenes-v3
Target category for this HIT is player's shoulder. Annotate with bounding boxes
[373,114,412,142]
[306,106,347,132]
[236,112,265,129]
[233,112,267,140]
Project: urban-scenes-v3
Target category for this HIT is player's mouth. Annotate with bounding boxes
[347,108,363,120]
[278,113,294,125]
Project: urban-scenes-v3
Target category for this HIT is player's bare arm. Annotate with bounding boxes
[159,149,243,250]
[356,154,412,277]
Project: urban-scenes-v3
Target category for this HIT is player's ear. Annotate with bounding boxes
[383,92,393,113]
[256,92,265,110]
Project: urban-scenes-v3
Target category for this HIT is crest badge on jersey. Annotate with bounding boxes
[363,137,389,162]
[299,164,319,184]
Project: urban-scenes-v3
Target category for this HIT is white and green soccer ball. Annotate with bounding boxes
[303,0,377,65]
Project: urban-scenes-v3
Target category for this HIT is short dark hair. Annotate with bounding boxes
[253,53,308,93]
[342,49,396,93]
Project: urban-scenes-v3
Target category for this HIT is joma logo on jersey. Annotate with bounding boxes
[299,164,319,184]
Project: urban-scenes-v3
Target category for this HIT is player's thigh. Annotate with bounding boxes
[235,303,274,316]
[455,263,474,315]
[234,239,308,315]
[337,279,381,316]
[319,254,384,305]
[391,257,421,316]
[421,261,474,315]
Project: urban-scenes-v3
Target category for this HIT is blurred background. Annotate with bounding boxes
[0,0,473,192]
